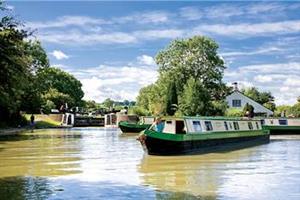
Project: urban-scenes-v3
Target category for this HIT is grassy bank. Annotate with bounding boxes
[24,114,62,129]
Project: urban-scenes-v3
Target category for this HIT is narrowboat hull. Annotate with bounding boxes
[140,130,270,155]
[263,126,300,135]
[119,121,151,133]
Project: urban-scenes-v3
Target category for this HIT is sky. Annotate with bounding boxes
[4,1,300,105]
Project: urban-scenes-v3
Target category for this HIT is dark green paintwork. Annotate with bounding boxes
[119,121,151,133]
[263,125,300,130]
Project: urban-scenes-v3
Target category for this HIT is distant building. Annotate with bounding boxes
[226,83,273,117]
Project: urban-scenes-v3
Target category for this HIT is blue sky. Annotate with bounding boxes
[4,1,300,105]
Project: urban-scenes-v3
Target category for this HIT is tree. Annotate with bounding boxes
[274,105,292,117]
[179,78,211,116]
[102,98,114,109]
[241,87,274,105]
[136,36,228,116]
[241,87,276,111]
[136,83,165,115]
[36,67,84,107]
[0,10,32,125]
[166,81,178,116]
[156,36,226,99]
[42,88,73,109]
[83,100,100,110]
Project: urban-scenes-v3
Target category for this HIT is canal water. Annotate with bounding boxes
[0,128,299,200]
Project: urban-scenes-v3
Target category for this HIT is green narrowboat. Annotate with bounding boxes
[119,116,155,133]
[263,118,300,134]
[138,117,270,155]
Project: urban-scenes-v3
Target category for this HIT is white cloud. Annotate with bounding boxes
[137,55,156,66]
[51,50,69,60]
[134,29,184,40]
[6,5,14,10]
[27,11,169,30]
[55,56,159,102]
[179,7,202,20]
[193,20,300,37]
[27,16,109,29]
[180,3,296,21]
[37,29,183,45]
[117,11,169,24]
[38,31,137,45]
[221,47,282,57]
[254,75,273,83]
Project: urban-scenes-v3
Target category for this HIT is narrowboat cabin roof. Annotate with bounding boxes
[159,116,262,121]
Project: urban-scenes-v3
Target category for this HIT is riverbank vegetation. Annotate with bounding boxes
[0,2,84,127]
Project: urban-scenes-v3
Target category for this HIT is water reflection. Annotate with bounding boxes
[0,129,299,199]
[138,147,259,199]
[0,176,52,200]
[0,129,82,177]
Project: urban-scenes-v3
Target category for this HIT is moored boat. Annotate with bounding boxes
[263,118,300,135]
[138,117,270,155]
[119,116,155,133]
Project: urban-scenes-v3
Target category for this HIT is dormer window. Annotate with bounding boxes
[232,99,241,107]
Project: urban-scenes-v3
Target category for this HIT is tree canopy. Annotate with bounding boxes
[137,35,229,116]
[36,67,84,107]
[241,87,276,111]
[0,6,84,126]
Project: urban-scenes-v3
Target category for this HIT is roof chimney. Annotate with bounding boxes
[233,82,238,91]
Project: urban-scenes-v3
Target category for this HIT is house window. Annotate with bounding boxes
[233,122,240,130]
[204,121,213,131]
[192,121,202,132]
[248,122,253,130]
[232,99,241,107]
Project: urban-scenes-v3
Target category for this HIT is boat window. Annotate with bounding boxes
[256,122,260,129]
[224,122,228,130]
[176,121,186,134]
[229,122,232,129]
[248,122,253,130]
[192,121,202,132]
[166,121,172,124]
[270,120,273,124]
[204,121,213,131]
[260,120,265,125]
[279,119,287,125]
[233,122,239,130]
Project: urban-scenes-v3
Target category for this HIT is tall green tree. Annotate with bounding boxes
[166,81,178,116]
[137,35,229,116]
[136,83,165,115]
[0,9,32,124]
[156,36,227,99]
[36,67,84,107]
[179,78,211,116]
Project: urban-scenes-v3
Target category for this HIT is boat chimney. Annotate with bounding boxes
[233,82,238,91]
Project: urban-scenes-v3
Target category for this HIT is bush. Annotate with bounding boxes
[225,108,244,117]
[128,106,151,116]
[42,100,56,114]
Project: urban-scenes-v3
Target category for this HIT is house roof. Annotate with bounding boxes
[227,91,274,114]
